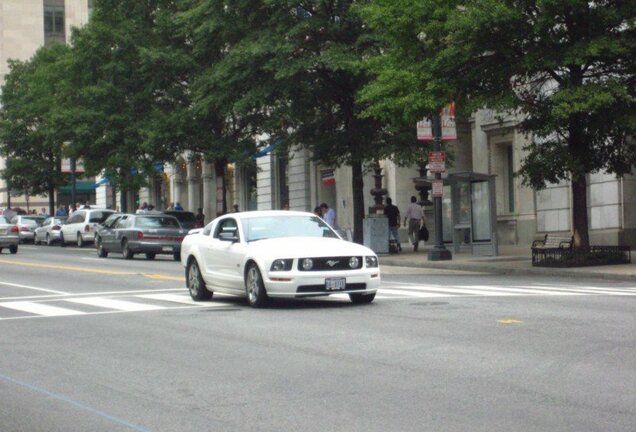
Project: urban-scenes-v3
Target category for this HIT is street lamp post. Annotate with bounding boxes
[70,157,77,206]
[427,113,452,261]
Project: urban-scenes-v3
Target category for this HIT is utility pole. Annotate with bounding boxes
[427,113,452,261]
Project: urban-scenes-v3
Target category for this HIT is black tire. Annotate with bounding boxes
[60,232,66,247]
[46,234,52,246]
[77,233,85,248]
[145,253,156,260]
[96,237,108,258]
[349,292,376,305]
[9,244,18,255]
[187,259,212,300]
[245,263,268,308]
[173,252,181,262]
[122,239,134,260]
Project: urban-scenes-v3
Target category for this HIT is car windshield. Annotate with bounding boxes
[135,216,180,228]
[22,217,44,227]
[89,211,114,223]
[242,215,339,242]
[54,217,67,224]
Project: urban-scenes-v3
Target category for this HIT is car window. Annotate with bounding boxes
[89,211,114,223]
[42,218,53,227]
[22,217,44,227]
[102,214,121,228]
[115,216,130,229]
[54,217,67,225]
[69,211,85,223]
[202,223,213,236]
[214,218,239,239]
[242,215,338,242]
[0,216,8,224]
[135,216,180,228]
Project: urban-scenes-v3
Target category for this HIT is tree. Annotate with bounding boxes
[0,44,72,214]
[66,0,195,211]
[359,0,636,249]
[183,0,418,242]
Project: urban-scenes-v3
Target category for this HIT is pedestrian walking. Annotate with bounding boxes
[195,208,205,227]
[320,202,337,228]
[403,196,424,251]
[384,197,401,252]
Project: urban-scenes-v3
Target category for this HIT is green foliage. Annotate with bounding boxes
[0,44,72,197]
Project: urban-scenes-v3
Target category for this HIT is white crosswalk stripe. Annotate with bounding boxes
[0,282,635,319]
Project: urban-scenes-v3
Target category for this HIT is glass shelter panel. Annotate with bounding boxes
[471,181,491,242]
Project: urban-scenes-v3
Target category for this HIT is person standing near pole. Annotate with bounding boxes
[403,196,424,251]
[384,197,402,252]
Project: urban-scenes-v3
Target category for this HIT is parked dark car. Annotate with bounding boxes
[0,216,19,254]
[95,214,186,260]
[163,210,197,230]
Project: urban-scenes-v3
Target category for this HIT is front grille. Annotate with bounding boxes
[297,283,366,293]
[297,256,363,271]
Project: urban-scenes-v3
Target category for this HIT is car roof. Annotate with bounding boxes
[223,210,313,219]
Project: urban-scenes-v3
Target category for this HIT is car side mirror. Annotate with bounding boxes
[219,232,239,242]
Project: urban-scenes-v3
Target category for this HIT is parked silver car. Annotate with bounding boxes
[10,215,45,243]
[95,214,186,260]
[60,209,116,247]
[34,216,67,246]
[0,216,19,254]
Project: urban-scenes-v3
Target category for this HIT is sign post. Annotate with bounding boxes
[427,114,452,261]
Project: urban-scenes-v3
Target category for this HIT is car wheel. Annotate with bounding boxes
[173,252,181,261]
[349,292,376,304]
[187,259,212,301]
[145,253,156,260]
[60,232,66,247]
[122,239,134,260]
[96,237,108,258]
[34,236,40,245]
[9,244,18,255]
[46,234,52,246]
[77,233,85,248]
[245,263,268,308]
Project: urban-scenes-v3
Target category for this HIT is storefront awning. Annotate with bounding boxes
[57,181,97,194]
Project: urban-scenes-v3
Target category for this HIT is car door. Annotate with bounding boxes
[203,217,246,292]
[63,211,84,241]
[36,218,51,242]
[111,215,131,252]
[99,214,121,251]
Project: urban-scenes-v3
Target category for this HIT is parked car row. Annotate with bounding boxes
[1,209,195,259]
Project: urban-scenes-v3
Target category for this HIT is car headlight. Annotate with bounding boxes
[365,256,378,268]
[301,258,313,270]
[348,256,360,269]
[270,259,293,271]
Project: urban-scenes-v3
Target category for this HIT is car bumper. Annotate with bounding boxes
[263,269,381,298]
[130,241,181,254]
[0,235,19,247]
[18,232,34,241]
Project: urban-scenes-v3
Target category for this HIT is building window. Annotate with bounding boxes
[44,0,65,45]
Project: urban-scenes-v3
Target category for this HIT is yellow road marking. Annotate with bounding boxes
[498,319,523,324]
[0,258,182,281]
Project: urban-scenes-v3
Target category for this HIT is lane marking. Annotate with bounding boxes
[0,288,185,302]
[0,301,84,317]
[0,372,151,432]
[65,297,164,312]
[0,281,68,295]
[0,258,182,281]
[136,293,200,305]
[498,319,523,324]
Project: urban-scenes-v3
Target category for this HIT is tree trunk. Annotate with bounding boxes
[351,160,365,244]
[48,183,55,216]
[571,174,590,250]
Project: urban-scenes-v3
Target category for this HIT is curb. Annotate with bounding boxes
[378,256,636,283]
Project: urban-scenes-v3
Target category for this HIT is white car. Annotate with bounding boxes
[60,208,116,247]
[181,211,380,307]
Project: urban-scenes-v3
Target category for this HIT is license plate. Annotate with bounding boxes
[325,278,346,291]
[162,246,172,252]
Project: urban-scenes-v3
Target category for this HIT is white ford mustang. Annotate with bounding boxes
[181,210,381,307]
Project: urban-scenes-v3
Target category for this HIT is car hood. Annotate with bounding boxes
[247,237,375,258]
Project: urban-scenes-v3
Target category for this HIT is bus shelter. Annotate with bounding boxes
[415,172,498,256]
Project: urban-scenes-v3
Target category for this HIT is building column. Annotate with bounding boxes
[202,162,216,222]
[187,161,199,212]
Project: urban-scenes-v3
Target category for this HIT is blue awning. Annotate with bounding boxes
[95,177,110,187]
[251,140,282,160]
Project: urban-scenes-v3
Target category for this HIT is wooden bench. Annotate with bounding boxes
[532,234,574,250]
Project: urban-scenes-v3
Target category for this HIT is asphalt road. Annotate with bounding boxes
[1,245,635,432]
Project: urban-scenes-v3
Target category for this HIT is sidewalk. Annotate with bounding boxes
[379,244,636,282]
